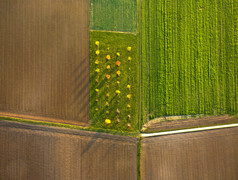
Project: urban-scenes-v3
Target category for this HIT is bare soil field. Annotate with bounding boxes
[0,121,137,180]
[143,115,238,132]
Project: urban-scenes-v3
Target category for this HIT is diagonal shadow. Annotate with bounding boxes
[81,132,102,156]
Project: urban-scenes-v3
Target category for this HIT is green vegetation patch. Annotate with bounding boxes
[138,0,238,123]
[90,30,139,132]
[90,0,137,33]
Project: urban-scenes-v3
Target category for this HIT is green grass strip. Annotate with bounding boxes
[0,116,139,137]
[137,137,142,180]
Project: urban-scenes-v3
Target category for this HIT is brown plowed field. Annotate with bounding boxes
[0,0,90,126]
[0,121,137,180]
[142,126,238,180]
[144,115,238,132]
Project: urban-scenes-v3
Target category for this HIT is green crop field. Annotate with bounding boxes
[90,30,139,132]
[138,0,238,122]
[90,0,238,131]
[90,0,137,32]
